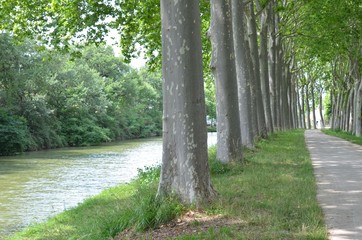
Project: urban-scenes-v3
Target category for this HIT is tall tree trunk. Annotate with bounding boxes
[301,85,306,128]
[333,91,341,130]
[209,0,243,162]
[286,67,294,128]
[275,15,283,129]
[268,4,278,130]
[353,81,359,134]
[296,79,303,128]
[245,38,259,139]
[341,93,346,131]
[311,81,317,129]
[355,80,362,137]
[319,90,325,128]
[257,0,273,133]
[336,93,343,129]
[349,89,354,133]
[330,91,335,129]
[280,59,288,129]
[247,0,267,137]
[291,75,298,128]
[305,83,311,129]
[232,0,253,148]
[345,89,353,132]
[158,0,216,204]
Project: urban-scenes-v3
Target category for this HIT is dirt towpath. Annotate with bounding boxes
[305,130,362,240]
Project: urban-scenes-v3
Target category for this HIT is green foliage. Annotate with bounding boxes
[62,117,111,146]
[205,75,217,122]
[324,94,332,122]
[117,0,161,69]
[117,0,212,72]
[208,146,232,175]
[135,165,161,186]
[22,100,66,150]
[0,36,163,155]
[0,2,215,154]
[128,186,183,231]
[283,0,361,62]
[207,125,217,132]
[0,109,32,155]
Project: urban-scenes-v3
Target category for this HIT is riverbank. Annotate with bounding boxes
[7,130,327,239]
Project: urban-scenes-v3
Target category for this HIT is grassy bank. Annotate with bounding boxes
[322,129,362,145]
[8,129,327,239]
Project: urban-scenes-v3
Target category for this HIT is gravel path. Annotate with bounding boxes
[305,130,362,240]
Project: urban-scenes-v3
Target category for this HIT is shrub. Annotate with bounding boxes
[208,146,233,174]
[0,110,32,155]
[62,117,111,146]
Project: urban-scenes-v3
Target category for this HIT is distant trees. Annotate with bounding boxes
[0,35,163,155]
[284,0,361,135]
[0,110,30,156]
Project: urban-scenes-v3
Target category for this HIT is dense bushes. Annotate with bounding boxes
[0,34,163,155]
[62,117,111,146]
[0,110,32,155]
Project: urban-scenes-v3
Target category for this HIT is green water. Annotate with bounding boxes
[0,137,163,238]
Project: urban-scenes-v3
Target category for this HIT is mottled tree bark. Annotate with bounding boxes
[209,0,243,162]
[286,66,294,128]
[319,90,325,128]
[247,0,267,137]
[300,85,306,128]
[305,83,311,129]
[257,0,273,133]
[280,59,289,129]
[345,89,352,131]
[245,38,259,139]
[158,0,216,204]
[355,80,362,136]
[268,1,278,130]
[291,74,298,128]
[311,81,317,129]
[231,0,253,148]
[350,87,355,133]
[275,15,283,129]
[330,91,336,129]
[335,93,342,129]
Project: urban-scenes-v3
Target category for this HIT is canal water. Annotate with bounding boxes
[0,133,217,238]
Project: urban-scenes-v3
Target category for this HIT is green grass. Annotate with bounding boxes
[322,129,362,145]
[176,129,327,239]
[7,129,327,240]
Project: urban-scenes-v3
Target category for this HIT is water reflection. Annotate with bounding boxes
[0,133,217,237]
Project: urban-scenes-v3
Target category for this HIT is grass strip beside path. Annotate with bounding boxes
[322,129,362,145]
[8,129,327,240]
[181,129,327,239]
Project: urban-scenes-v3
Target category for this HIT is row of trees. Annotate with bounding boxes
[1,0,360,205]
[156,0,309,203]
[284,0,361,135]
[0,35,163,155]
[131,0,361,204]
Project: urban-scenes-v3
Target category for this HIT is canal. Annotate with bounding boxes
[0,133,216,237]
